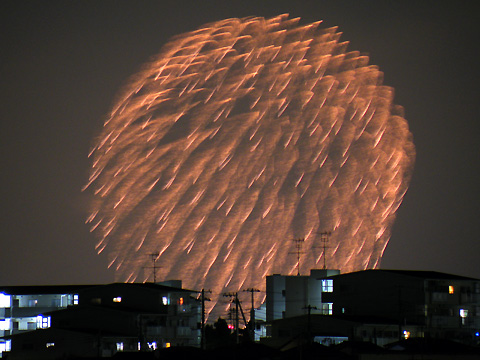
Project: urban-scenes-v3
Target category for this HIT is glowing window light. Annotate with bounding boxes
[116,342,124,351]
[403,330,410,339]
[449,286,454,294]
[460,309,468,318]
[0,293,11,308]
[321,279,333,292]
[165,342,171,348]
[46,342,55,348]
[322,303,333,315]
[0,319,11,331]
[113,296,122,303]
[162,296,169,305]
[36,315,51,329]
[0,340,12,354]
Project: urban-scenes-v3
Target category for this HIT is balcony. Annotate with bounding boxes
[460,293,480,304]
[10,306,59,318]
[146,326,167,336]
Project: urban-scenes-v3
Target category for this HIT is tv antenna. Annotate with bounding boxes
[144,252,160,283]
[317,231,331,269]
[289,238,305,276]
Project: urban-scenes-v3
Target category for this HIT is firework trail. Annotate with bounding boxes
[85,15,415,318]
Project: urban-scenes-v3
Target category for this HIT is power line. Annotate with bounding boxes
[199,289,211,350]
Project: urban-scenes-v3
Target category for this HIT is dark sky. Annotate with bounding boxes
[1,1,478,286]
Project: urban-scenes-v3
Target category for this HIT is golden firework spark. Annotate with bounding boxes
[86,15,415,317]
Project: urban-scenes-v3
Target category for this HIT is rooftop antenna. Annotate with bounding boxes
[144,252,160,283]
[289,238,305,276]
[317,231,331,270]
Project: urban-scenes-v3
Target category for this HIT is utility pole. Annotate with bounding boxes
[223,292,249,343]
[289,238,305,276]
[223,292,239,343]
[235,294,239,343]
[317,231,331,270]
[200,289,211,350]
[302,305,318,344]
[243,288,260,340]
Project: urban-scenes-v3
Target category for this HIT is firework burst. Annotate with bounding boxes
[86,14,415,317]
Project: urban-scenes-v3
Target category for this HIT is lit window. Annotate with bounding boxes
[0,319,11,331]
[403,330,410,339]
[321,279,333,292]
[0,340,12,354]
[460,309,468,318]
[0,293,11,308]
[178,297,184,305]
[36,315,51,329]
[46,342,55,348]
[322,303,333,315]
[449,286,454,294]
[147,341,157,350]
[113,297,122,303]
[165,342,171,348]
[73,294,79,305]
[162,296,169,305]
[116,342,124,351]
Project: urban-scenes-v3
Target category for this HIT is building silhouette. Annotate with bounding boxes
[0,282,200,359]
[1,269,479,358]
[263,269,480,348]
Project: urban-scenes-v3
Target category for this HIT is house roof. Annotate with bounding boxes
[385,338,480,354]
[271,313,417,327]
[1,326,137,340]
[0,282,196,296]
[0,284,97,295]
[340,269,478,281]
[376,269,478,280]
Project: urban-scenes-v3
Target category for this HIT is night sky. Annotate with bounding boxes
[1,1,478,286]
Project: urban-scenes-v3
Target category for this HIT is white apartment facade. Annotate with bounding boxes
[0,285,87,357]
